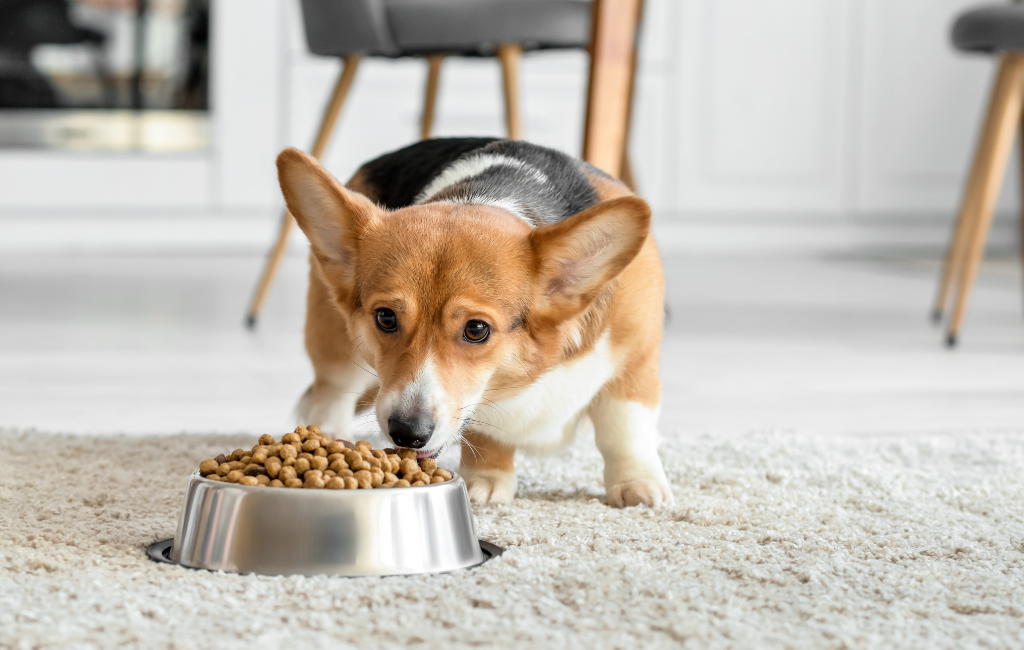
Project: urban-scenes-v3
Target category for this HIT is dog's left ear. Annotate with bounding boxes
[529,196,651,320]
[277,147,379,293]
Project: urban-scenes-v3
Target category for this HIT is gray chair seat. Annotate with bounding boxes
[387,0,590,55]
[952,4,1024,53]
[301,0,590,58]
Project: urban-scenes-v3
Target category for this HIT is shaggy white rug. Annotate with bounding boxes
[1,430,1023,649]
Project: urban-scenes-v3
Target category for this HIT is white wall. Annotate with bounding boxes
[856,0,1019,215]
[665,0,1020,216]
[0,0,1018,220]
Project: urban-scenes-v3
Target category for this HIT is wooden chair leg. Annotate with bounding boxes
[933,57,1016,323]
[421,55,444,140]
[620,152,636,192]
[947,53,1024,346]
[1019,101,1024,312]
[308,55,362,159]
[582,0,642,178]
[246,210,296,328]
[245,55,362,328]
[618,1,644,193]
[497,44,523,140]
[934,176,983,323]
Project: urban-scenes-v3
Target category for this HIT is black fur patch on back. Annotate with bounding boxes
[424,140,600,226]
[356,138,498,210]
[353,138,601,226]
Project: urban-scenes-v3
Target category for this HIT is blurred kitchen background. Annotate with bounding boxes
[0,0,208,150]
[2,0,1017,220]
[3,0,1024,436]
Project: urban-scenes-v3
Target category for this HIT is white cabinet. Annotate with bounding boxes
[857,0,1019,214]
[666,0,1019,216]
[667,0,852,213]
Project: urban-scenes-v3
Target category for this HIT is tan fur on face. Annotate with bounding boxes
[354,202,539,442]
[279,147,670,506]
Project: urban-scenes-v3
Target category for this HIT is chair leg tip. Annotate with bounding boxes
[946,333,958,348]
[246,315,257,329]
[930,309,943,324]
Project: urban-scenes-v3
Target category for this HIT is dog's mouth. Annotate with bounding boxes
[390,446,441,460]
[338,438,438,460]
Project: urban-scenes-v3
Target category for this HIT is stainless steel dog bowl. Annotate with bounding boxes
[150,471,498,577]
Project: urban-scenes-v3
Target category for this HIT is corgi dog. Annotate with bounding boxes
[277,138,672,507]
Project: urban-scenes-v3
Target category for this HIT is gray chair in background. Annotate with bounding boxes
[246,0,599,326]
[933,2,1024,345]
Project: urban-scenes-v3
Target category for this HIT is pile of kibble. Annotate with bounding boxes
[198,425,452,489]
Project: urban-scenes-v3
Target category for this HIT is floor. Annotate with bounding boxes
[5,427,1023,649]
[6,223,1024,650]
[3,228,1024,439]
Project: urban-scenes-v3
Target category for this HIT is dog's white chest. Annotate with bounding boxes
[469,335,616,452]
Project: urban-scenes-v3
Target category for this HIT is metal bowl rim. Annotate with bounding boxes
[189,469,464,495]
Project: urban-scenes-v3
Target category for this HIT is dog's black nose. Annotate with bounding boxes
[387,414,434,449]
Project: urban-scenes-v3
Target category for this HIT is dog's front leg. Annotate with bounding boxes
[460,430,517,504]
[297,369,377,440]
[590,391,673,508]
[300,264,379,439]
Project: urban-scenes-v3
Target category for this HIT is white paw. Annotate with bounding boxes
[606,478,673,508]
[462,469,517,504]
[295,383,371,439]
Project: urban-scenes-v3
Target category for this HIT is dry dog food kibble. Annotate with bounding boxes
[197,426,454,489]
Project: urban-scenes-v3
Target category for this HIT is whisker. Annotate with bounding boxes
[465,396,508,413]
[512,353,534,383]
[462,418,509,436]
[459,401,506,427]
[316,391,379,397]
[340,349,378,379]
[347,413,378,427]
[478,397,508,423]
[457,431,482,462]
[482,383,530,393]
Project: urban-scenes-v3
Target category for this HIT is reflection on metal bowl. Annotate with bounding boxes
[164,471,490,577]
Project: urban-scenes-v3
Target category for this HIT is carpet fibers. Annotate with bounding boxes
[1,430,1023,649]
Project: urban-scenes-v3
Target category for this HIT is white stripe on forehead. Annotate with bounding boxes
[413,153,548,206]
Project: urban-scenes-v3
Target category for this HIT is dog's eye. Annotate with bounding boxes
[375,308,398,333]
[463,320,490,343]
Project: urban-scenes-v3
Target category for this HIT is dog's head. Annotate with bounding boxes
[278,148,650,457]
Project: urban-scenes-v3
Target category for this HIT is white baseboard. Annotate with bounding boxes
[653,215,1016,256]
[0,210,1016,256]
[0,210,304,255]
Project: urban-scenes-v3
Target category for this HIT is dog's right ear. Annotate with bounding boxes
[276,148,379,290]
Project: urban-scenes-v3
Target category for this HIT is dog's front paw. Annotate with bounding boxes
[462,469,517,504]
[606,478,673,508]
